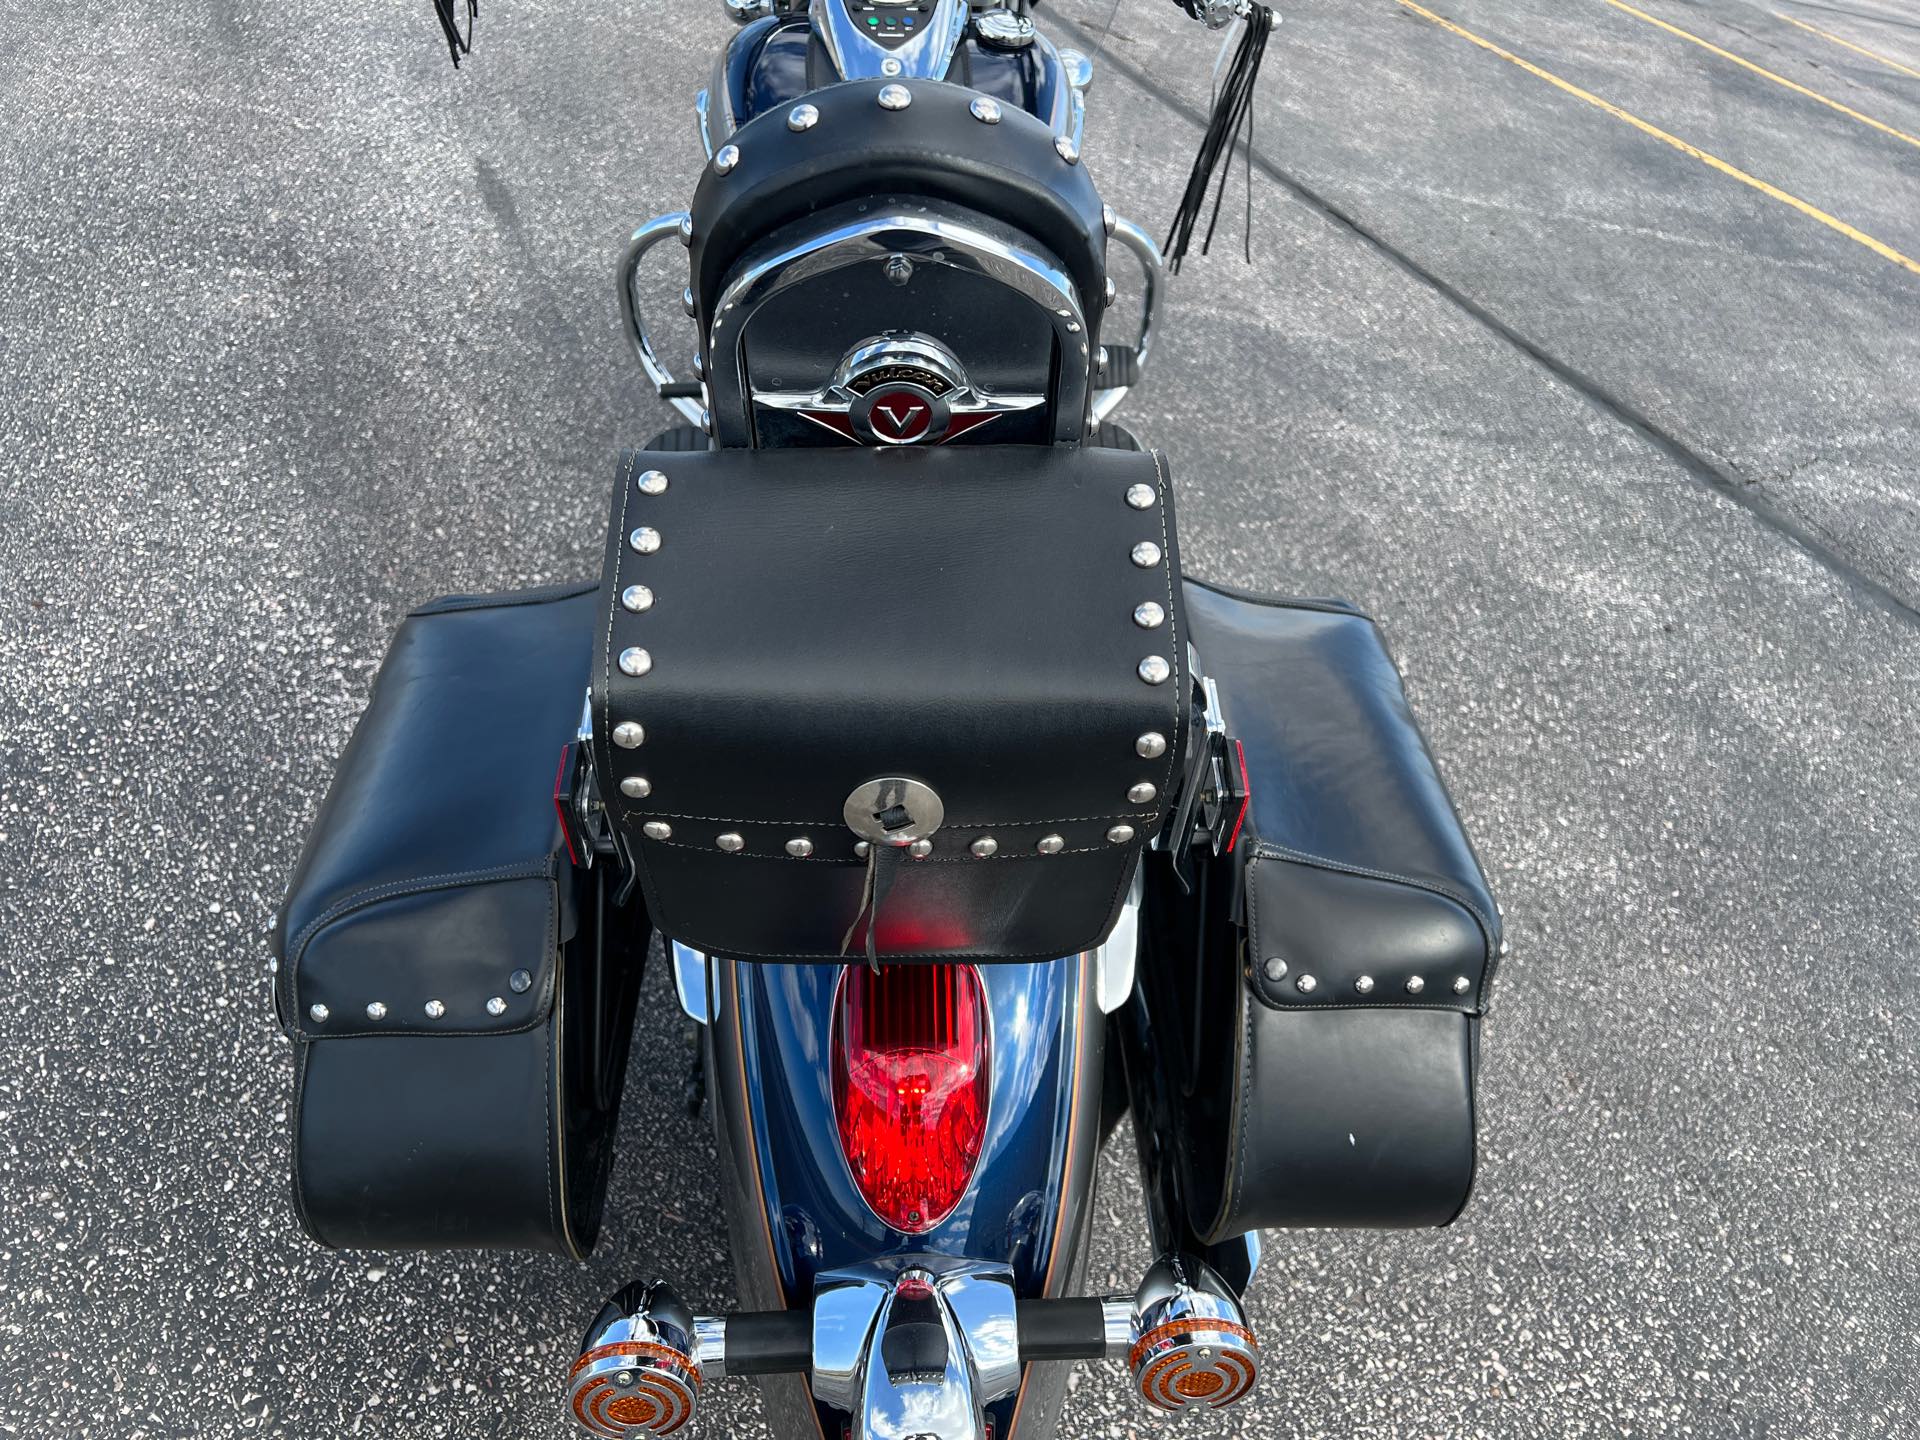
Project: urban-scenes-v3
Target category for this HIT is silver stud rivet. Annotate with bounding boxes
[969,95,1002,124]
[716,832,745,853]
[1134,601,1166,629]
[712,143,740,175]
[266,955,279,975]
[1136,731,1168,759]
[1296,974,1318,994]
[1055,135,1079,164]
[622,584,654,614]
[620,776,652,799]
[424,999,446,1019]
[308,1003,329,1023]
[785,837,814,858]
[619,647,653,677]
[1138,655,1171,685]
[907,838,933,859]
[1036,834,1065,854]
[637,468,669,495]
[678,215,693,246]
[643,820,673,841]
[629,526,662,555]
[1499,938,1511,957]
[613,721,645,749]
[1104,276,1118,307]
[1106,824,1135,845]
[1125,482,1156,510]
[970,836,998,858]
[365,1001,387,1020]
[878,84,912,111]
[486,996,508,1016]
[1131,541,1162,568]
[1103,204,1117,237]
[854,840,872,859]
[1127,781,1157,805]
[881,56,902,75]
[1355,976,1375,995]
[681,286,697,317]
[1406,976,1427,995]
[510,969,533,994]
[1262,956,1287,982]
[787,103,819,132]
[1453,975,1473,995]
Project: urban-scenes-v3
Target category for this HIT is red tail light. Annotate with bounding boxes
[831,963,990,1234]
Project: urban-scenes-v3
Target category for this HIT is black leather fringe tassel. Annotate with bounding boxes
[1164,5,1275,273]
[433,0,479,68]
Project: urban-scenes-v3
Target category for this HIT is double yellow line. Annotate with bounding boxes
[1391,0,1920,279]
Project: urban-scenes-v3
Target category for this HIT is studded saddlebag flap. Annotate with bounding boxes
[596,444,1188,962]
[1143,580,1503,1240]
[272,584,648,1258]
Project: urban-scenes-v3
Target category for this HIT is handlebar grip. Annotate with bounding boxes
[720,1310,814,1375]
[1015,1297,1113,1362]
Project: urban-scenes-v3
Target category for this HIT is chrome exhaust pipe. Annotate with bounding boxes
[569,1281,706,1438]
[1124,1255,1260,1412]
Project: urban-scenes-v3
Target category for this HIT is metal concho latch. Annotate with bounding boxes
[842,777,945,847]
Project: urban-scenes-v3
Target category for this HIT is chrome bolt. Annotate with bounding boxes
[678,215,693,246]
[1103,204,1117,236]
[884,253,913,287]
[1103,276,1118,307]
[681,286,697,317]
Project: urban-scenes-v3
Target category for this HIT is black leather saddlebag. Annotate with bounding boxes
[595,444,1188,962]
[272,584,648,1258]
[1143,580,1503,1240]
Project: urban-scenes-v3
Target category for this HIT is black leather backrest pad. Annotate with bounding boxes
[688,78,1108,335]
[599,445,1186,961]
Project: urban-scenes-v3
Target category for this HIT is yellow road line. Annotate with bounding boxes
[1776,12,1920,83]
[1391,0,1920,279]
[1602,0,1920,152]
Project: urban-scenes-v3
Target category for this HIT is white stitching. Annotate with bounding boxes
[1149,450,1182,800]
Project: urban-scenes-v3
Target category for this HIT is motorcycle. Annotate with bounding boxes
[271,4,1502,1439]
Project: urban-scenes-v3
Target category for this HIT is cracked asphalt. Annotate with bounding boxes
[2,0,1916,1437]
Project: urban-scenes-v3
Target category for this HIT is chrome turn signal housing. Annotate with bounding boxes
[1125,1255,1260,1412]
[569,1282,704,1437]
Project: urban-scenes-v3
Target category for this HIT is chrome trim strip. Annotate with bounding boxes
[620,212,708,428]
[672,940,720,1023]
[812,0,969,81]
[1094,867,1142,1015]
[704,205,1090,446]
[695,87,715,160]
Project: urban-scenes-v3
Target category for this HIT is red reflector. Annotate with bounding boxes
[832,963,990,1234]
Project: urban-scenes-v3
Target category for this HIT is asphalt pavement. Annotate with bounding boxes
[2,0,1916,1437]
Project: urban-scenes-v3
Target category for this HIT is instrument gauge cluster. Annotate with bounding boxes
[841,0,942,51]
